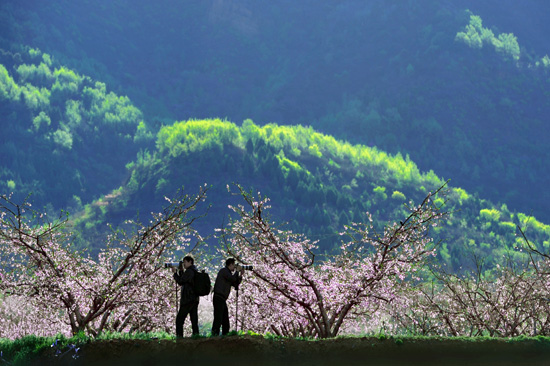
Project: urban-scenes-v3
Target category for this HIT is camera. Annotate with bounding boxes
[237,264,254,271]
[164,261,182,269]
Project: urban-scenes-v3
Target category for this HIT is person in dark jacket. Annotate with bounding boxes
[211,257,243,336]
[172,255,199,337]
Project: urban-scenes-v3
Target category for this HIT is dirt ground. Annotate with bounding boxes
[32,335,550,366]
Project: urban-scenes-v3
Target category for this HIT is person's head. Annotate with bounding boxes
[225,257,236,271]
[182,255,194,269]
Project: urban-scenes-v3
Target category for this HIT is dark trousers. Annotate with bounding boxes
[176,300,199,337]
[211,294,230,336]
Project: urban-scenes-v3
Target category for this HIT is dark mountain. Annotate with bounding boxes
[70,118,550,273]
[1,0,550,273]
[2,0,549,222]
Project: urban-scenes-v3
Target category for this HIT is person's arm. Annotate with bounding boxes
[221,267,242,288]
[173,267,194,285]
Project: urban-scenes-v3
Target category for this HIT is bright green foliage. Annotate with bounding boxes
[433,197,445,208]
[308,144,323,158]
[156,119,440,191]
[61,115,550,269]
[439,243,451,263]
[0,47,152,210]
[452,188,470,205]
[0,64,20,100]
[122,118,452,254]
[16,62,52,83]
[65,100,82,128]
[20,84,50,110]
[391,190,406,201]
[51,67,81,98]
[103,95,141,126]
[28,47,41,58]
[32,111,51,131]
[517,213,550,236]
[455,15,484,49]
[53,66,82,87]
[157,118,242,156]
[134,120,153,143]
[479,208,501,222]
[277,153,303,179]
[498,221,516,232]
[83,81,145,136]
[42,53,52,66]
[0,32,549,274]
[52,128,73,150]
[373,186,387,201]
[495,33,520,61]
[456,13,521,61]
[1,0,548,236]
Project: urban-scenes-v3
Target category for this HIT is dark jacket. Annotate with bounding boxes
[213,266,242,300]
[174,265,199,305]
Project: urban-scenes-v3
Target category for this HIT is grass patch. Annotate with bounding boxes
[94,330,175,341]
[0,334,79,365]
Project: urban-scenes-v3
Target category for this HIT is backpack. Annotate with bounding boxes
[193,269,212,296]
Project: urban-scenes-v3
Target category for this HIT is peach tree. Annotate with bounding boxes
[220,184,447,338]
[0,186,207,337]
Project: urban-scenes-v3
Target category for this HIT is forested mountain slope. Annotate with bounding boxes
[1,2,550,274]
[71,118,550,273]
[0,48,152,208]
[1,0,549,222]
[1,46,549,273]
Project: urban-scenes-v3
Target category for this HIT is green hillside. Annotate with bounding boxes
[73,117,550,273]
[1,2,550,275]
[1,47,549,273]
[2,1,549,222]
[0,47,153,209]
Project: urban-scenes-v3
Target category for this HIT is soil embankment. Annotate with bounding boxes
[32,335,550,366]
